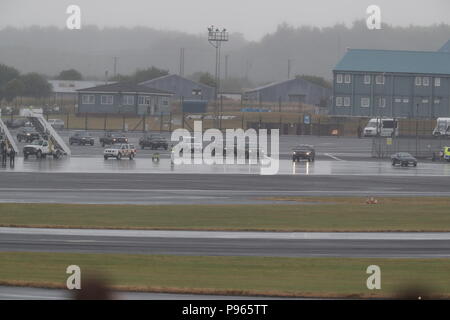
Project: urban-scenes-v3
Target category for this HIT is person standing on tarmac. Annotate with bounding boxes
[9,147,15,167]
[1,140,7,166]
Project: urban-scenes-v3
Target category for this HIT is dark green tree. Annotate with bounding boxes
[133,67,168,83]
[3,78,24,102]
[0,64,20,101]
[20,73,52,98]
[56,69,83,81]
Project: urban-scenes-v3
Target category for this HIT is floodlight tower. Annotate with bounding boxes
[208,25,228,128]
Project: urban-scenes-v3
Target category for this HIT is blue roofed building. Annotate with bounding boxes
[331,48,450,118]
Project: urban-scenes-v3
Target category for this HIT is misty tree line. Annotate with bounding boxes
[0,20,448,93]
[1,20,446,100]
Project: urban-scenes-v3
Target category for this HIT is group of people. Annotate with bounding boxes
[0,138,16,167]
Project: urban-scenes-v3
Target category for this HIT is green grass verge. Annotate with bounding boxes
[0,198,450,231]
[0,252,449,298]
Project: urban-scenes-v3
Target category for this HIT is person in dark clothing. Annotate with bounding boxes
[0,141,6,166]
[9,148,15,167]
[357,126,363,139]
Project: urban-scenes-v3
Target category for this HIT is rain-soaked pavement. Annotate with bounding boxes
[1,156,450,176]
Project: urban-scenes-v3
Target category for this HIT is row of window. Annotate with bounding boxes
[336,74,442,87]
[336,74,385,85]
[415,77,440,87]
[82,94,168,106]
[336,96,443,107]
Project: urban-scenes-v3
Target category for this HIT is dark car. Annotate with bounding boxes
[139,134,168,150]
[6,119,26,129]
[218,142,263,159]
[17,127,40,143]
[292,145,315,162]
[391,152,417,167]
[99,132,128,147]
[69,131,95,146]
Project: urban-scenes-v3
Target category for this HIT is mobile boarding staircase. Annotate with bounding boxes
[21,110,71,157]
[0,118,20,155]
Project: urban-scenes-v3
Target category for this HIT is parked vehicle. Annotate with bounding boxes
[100,132,128,147]
[364,118,398,137]
[432,118,450,137]
[440,147,450,162]
[104,143,136,160]
[69,131,95,146]
[23,139,64,159]
[48,119,65,129]
[391,152,417,167]
[17,128,40,143]
[139,134,168,150]
[292,145,315,162]
[5,119,26,129]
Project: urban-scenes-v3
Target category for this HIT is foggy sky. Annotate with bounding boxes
[1,0,449,40]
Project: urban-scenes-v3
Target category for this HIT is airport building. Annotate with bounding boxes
[331,48,450,118]
[76,82,173,115]
[140,74,215,101]
[243,77,331,106]
[48,80,115,100]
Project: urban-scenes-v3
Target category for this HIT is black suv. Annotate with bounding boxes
[139,134,169,150]
[69,131,95,146]
[17,127,40,143]
[292,145,315,162]
[99,132,128,147]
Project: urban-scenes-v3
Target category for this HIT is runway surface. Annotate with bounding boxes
[0,285,274,300]
[0,172,450,204]
[2,228,450,258]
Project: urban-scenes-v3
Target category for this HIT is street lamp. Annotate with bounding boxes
[208,25,228,128]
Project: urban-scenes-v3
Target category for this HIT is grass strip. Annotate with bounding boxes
[0,252,449,298]
[0,198,450,231]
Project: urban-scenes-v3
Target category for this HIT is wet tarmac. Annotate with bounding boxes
[0,156,449,176]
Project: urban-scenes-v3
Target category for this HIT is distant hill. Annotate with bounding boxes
[0,21,449,84]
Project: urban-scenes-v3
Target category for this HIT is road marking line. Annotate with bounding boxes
[324,153,344,161]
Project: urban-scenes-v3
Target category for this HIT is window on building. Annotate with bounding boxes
[422,98,429,104]
[344,74,351,84]
[82,94,95,104]
[336,74,343,84]
[415,77,422,86]
[435,78,441,87]
[343,97,351,107]
[138,96,152,105]
[377,97,386,108]
[335,97,343,107]
[375,75,385,85]
[361,97,370,108]
[100,95,113,105]
[434,98,441,105]
[403,98,409,103]
[395,97,402,103]
[122,95,134,105]
[364,75,371,85]
[422,77,430,86]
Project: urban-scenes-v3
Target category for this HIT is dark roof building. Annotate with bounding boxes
[77,82,173,115]
[243,78,331,106]
[332,48,450,118]
[140,74,215,101]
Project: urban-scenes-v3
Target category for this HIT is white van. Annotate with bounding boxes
[432,118,450,137]
[364,118,398,137]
